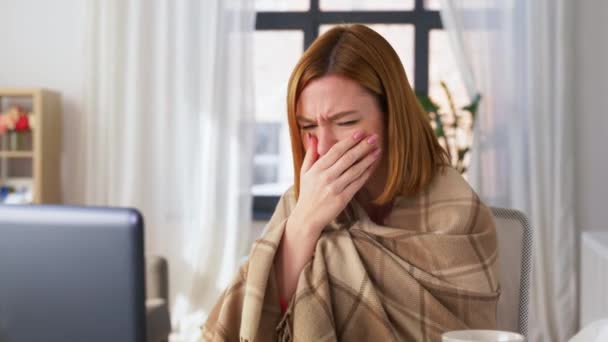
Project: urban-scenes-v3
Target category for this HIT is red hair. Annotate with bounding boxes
[287,24,449,204]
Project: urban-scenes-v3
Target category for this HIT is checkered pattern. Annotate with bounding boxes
[202,167,500,342]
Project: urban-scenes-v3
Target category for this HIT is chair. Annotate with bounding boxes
[491,207,532,338]
[146,256,171,342]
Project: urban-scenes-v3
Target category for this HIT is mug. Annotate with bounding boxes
[442,329,525,342]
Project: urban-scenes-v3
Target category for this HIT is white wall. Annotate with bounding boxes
[1,0,607,233]
[574,0,608,232]
[0,0,87,204]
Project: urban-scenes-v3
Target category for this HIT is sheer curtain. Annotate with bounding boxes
[82,0,255,339]
[439,0,576,341]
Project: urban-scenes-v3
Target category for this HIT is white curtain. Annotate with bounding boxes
[83,0,255,339]
[439,0,576,341]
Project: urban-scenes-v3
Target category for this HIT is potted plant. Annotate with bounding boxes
[417,81,481,174]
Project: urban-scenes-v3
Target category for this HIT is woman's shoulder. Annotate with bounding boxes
[389,166,494,234]
[394,166,476,204]
[429,166,478,200]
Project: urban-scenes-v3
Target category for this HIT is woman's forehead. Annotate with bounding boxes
[297,76,372,118]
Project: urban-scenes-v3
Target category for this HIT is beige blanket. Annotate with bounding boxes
[202,167,500,341]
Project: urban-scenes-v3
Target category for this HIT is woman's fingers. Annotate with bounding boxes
[295,131,381,236]
[325,134,378,181]
[341,159,376,200]
[311,130,365,171]
[301,134,319,173]
[333,147,381,193]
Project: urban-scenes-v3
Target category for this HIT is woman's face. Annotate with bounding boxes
[296,74,385,158]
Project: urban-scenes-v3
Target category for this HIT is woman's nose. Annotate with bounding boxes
[316,127,337,156]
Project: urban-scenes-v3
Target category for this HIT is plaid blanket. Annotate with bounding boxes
[202,167,500,341]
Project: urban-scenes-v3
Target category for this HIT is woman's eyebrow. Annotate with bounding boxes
[329,110,357,120]
[296,110,358,123]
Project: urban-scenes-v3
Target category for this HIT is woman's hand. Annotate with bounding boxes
[290,130,381,235]
[275,130,381,303]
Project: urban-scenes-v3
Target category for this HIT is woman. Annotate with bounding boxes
[202,24,500,342]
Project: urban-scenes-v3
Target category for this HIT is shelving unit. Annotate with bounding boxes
[0,88,62,204]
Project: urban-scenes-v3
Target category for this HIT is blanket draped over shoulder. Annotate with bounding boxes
[202,167,500,342]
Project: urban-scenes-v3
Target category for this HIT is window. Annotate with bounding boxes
[253,0,467,219]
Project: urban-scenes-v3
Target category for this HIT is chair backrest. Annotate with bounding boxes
[491,207,532,337]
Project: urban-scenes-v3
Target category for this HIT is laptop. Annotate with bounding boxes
[0,205,146,342]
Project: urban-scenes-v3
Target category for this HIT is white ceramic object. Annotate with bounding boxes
[569,319,608,342]
[442,329,525,342]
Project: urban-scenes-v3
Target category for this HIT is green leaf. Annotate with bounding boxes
[462,94,482,119]
[416,92,440,113]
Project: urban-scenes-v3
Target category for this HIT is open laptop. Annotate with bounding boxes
[0,205,146,342]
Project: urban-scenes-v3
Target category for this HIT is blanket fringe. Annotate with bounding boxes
[276,311,293,342]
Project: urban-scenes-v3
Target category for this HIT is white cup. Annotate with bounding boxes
[442,329,525,342]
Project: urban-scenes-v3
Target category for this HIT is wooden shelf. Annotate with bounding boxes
[0,151,34,158]
[0,88,61,204]
[0,88,47,97]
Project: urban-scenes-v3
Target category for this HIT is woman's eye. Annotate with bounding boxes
[338,120,359,126]
[301,124,317,130]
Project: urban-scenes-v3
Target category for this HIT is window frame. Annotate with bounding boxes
[253,0,443,220]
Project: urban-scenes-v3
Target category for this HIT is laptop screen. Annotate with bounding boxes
[0,205,145,342]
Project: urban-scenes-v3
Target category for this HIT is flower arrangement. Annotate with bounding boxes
[0,106,34,135]
[417,81,481,174]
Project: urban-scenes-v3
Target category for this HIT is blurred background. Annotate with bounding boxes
[1,0,606,341]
